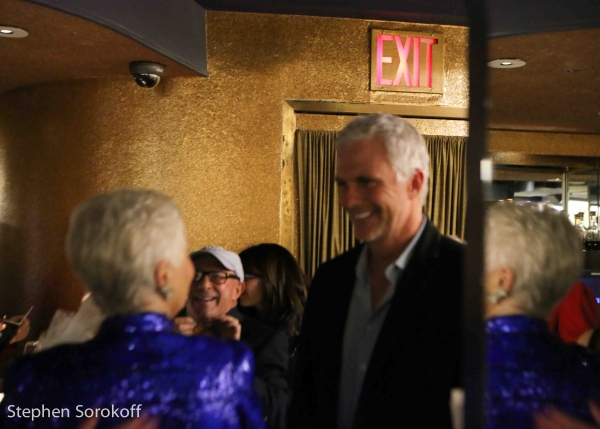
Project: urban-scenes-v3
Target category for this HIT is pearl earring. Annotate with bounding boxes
[486,288,508,304]
[159,284,174,301]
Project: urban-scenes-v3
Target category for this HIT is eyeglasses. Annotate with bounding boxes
[244,274,262,280]
[193,270,239,285]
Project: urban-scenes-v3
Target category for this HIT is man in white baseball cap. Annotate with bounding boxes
[192,245,246,280]
[183,245,246,337]
[175,245,291,429]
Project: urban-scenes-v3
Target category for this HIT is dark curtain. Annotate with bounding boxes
[424,135,467,238]
[295,130,355,278]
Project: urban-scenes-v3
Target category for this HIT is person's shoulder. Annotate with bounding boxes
[241,313,274,336]
[267,326,290,348]
[305,245,363,301]
[570,280,594,296]
[408,222,464,268]
[239,312,286,352]
[249,322,289,353]
[439,234,466,254]
[428,229,465,263]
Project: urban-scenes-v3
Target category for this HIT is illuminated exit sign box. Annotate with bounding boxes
[370,29,444,94]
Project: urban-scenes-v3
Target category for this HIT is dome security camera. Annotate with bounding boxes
[129,61,165,88]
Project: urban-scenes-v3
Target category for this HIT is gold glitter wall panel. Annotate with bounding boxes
[0,11,468,331]
[205,13,468,108]
[296,114,469,136]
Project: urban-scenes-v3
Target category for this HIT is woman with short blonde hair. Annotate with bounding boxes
[0,188,265,429]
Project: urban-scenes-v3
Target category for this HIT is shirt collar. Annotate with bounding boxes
[394,216,427,271]
[356,216,428,282]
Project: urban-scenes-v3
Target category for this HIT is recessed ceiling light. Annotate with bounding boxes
[487,59,526,69]
[0,26,28,38]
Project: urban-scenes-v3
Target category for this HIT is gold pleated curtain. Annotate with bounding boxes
[295,129,467,277]
[424,135,467,239]
[295,130,356,278]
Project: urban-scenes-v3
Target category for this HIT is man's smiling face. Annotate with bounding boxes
[187,254,244,324]
[335,136,413,245]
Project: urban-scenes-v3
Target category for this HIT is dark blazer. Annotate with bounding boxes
[289,219,464,429]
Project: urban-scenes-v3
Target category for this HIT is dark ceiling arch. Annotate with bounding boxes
[487,0,600,37]
[26,0,209,76]
[196,0,600,37]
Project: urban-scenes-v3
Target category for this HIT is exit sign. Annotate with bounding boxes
[370,29,444,94]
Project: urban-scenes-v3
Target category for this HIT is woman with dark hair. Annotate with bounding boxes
[238,243,309,355]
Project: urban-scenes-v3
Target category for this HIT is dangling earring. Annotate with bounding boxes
[486,288,508,304]
[158,284,173,301]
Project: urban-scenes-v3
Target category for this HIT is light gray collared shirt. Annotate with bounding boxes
[338,217,427,429]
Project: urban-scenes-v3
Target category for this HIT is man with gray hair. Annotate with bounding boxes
[289,114,464,429]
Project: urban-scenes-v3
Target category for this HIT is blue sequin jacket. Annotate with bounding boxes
[487,315,600,429]
[0,313,266,429]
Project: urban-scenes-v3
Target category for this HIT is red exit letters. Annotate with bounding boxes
[370,30,444,93]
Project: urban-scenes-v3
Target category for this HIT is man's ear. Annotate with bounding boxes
[408,169,425,199]
[233,281,245,300]
[154,260,171,287]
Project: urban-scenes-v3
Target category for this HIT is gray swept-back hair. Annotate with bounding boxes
[66,188,187,315]
[335,113,430,206]
[485,202,583,318]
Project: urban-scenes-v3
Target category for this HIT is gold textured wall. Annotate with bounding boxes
[0,11,469,333]
[296,114,469,135]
